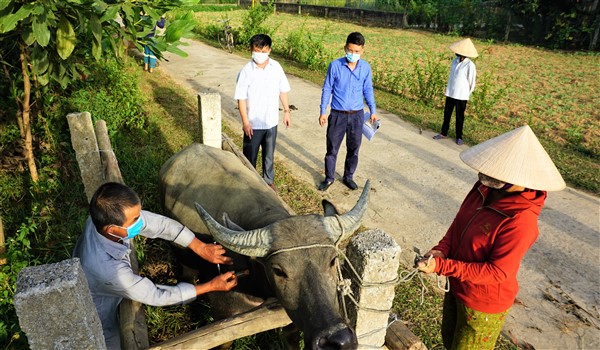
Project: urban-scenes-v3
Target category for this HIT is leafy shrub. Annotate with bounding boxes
[0,219,42,349]
[470,69,509,119]
[237,2,276,46]
[67,59,147,135]
[280,23,332,71]
[408,52,448,106]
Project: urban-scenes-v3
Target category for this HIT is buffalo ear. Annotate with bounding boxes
[223,212,244,231]
[322,200,340,217]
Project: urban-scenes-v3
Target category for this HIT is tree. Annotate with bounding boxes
[0,0,195,183]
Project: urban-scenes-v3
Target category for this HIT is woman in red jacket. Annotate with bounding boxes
[418,125,565,350]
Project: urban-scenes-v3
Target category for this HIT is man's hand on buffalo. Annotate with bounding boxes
[189,237,233,265]
[195,271,238,295]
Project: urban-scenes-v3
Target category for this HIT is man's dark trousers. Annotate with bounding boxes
[441,96,467,140]
[324,109,364,183]
[243,126,277,185]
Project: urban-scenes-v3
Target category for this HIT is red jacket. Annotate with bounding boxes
[433,182,547,313]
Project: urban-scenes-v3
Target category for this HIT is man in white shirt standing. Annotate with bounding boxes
[433,38,477,145]
[234,34,291,191]
[73,182,238,349]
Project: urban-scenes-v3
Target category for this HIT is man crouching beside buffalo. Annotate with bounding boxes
[73,182,238,349]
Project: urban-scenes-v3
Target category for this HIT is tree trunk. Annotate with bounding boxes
[504,10,512,42]
[591,24,599,50]
[19,46,38,183]
[590,0,599,50]
[401,0,409,28]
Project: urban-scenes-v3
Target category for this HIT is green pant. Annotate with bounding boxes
[442,293,509,350]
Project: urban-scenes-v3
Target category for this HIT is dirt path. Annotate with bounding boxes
[160,38,600,349]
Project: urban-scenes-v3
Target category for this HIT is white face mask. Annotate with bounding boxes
[252,51,269,64]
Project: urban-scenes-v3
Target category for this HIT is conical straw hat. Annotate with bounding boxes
[449,38,478,58]
[460,125,566,191]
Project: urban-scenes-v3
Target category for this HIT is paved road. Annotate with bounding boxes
[161,38,600,349]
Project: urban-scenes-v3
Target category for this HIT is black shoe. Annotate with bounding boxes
[342,178,358,190]
[318,180,333,191]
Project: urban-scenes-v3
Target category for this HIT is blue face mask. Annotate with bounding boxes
[109,216,144,241]
[345,52,360,63]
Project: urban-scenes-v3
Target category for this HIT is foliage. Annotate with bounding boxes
[183,3,238,12]
[237,1,276,47]
[0,0,198,183]
[408,52,447,105]
[280,22,333,71]
[0,219,41,348]
[66,59,147,134]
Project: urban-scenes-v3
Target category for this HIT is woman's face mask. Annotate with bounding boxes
[478,173,511,190]
[108,216,144,241]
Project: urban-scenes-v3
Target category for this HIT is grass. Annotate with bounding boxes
[191,9,600,195]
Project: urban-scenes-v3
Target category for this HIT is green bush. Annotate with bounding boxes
[0,220,41,349]
[67,59,147,135]
[237,2,276,46]
[280,23,333,71]
[408,52,448,106]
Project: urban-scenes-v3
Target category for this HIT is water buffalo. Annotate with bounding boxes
[159,143,369,349]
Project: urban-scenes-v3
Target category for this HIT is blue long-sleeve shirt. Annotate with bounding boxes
[73,211,197,349]
[319,57,377,115]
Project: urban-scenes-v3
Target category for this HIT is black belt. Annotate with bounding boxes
[332,109,361,115]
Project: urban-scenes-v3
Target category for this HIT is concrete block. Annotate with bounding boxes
[345,229,401,349]
[67,112,103,203]
[198,93,222,148]
[14,258,106,350]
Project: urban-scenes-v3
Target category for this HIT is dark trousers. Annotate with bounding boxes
[324,110,364,182]
[243,126,277,184]
[441,96,468,140]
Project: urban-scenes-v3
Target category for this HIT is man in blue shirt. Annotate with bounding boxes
[318,32,378,191]
[73,182,237,349]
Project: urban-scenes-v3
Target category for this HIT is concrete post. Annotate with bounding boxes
[198,93,222,148]
[344,229,401,349]
[67,112,103,202]
[14,258,106,350]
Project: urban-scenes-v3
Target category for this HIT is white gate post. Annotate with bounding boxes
[198,93,222,148]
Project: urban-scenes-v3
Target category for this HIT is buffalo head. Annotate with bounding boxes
[193,181,370,349]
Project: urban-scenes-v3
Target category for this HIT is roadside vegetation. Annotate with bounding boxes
[0,2,595,350]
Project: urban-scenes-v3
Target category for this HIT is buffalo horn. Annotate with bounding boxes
[323,180,370,243]
[194,202,272,257]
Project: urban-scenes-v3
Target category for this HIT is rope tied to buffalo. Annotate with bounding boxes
[266,241,449,344]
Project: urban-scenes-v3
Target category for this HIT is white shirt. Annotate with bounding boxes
[445,57,476,101]
[234,58,291,129]
[72,211,197,349]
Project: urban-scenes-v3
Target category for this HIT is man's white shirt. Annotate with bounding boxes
[234,58,291,129]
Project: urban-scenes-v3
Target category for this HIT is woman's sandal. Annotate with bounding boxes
[433,134,446,140]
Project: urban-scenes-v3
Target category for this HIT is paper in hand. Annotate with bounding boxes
[362,112,380,141]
